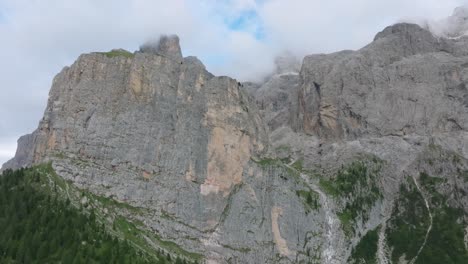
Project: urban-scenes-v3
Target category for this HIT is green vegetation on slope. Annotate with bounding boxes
[386,173,468,264]
[0,167,152,263]
[99,49,134,58]
[253,157,321,214]
[0,166,198,264]
[319,160,383,236]
[296,189,320,214]
[291,159,304,171]
[251,157,302,183]
[53,161,202,262]
[386,177,430,262]
[416,206,467,263]
[415,173,467,263]
[350,226,379,264]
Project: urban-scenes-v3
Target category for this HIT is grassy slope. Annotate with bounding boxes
[386,174,468,263]
[1,164,202,264]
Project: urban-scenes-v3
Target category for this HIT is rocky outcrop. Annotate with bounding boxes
[2,134,35,170]
[428,6,468,38]
[139,34,183,61]
[294,22,468,140]
[2,35,318,263]
[247,53,301,133]
[4,8,468,264]
[6,35,270,219]
[246,14,468,263]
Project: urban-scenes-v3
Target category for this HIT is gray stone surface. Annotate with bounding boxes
[1,134,35,170]
[3,8,468,264]
[428,6,468,38]
[295,23,468,140]
[140,34,183,61]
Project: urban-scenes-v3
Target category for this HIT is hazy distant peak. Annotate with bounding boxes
[274,52,301,74]
[427,5,468,38]
[139,34,183,61]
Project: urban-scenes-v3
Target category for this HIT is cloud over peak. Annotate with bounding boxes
[0,0,466,165]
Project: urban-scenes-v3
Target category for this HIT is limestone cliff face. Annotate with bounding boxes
[3,37,273,259]
[249,18,468,264]
[248,53,301,133]
[295,22,468,140]
[11,38,267,174]
[4,10,468,264]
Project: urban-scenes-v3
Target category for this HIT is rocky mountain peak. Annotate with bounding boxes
[373,22,432,41]
[274,52,301,74]
[440,5,468,37]
[3,6,468,263]
[139,34,183,61]
[453,5,468,19]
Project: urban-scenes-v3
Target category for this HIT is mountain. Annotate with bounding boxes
[0,165,166,264]
[3,8,468,264]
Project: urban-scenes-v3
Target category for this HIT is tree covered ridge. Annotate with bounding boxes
[0,166,192,264]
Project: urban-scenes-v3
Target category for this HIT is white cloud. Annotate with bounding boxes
[259,0,466,56]
[0,138,17,166]
[0,0,466,165]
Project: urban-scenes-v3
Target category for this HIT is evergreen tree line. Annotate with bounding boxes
[0,167,193,264]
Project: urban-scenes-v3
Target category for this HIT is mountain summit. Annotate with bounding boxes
[3,8,468,264]
[139,34,183,61]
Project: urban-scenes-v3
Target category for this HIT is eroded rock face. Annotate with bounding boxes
[245,19,468,263]
[4,10,468,264]
[2,134,35,170]
[140,34,183,61]
[274,52,301,74]
[2,35,268,256]
[295,23,468,141]
[248,53,301,133]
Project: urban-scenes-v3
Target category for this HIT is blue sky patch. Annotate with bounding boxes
[226,9,266,40]
[228,10,257,30]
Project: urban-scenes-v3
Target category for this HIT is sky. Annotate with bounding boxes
[0,0,466,165]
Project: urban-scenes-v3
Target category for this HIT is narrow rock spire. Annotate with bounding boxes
[139,34,183,61]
